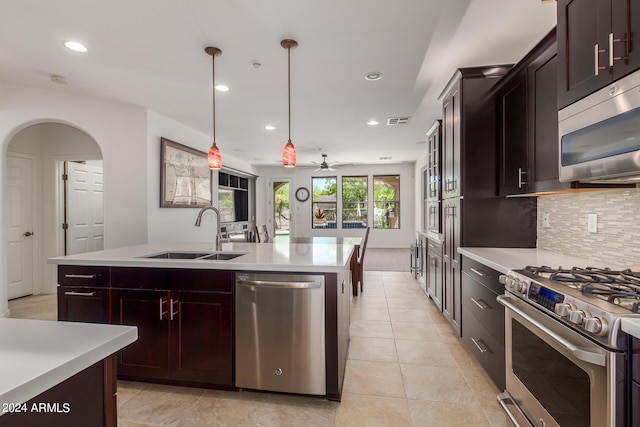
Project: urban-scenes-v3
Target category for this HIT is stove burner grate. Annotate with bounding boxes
[524,266,640,311]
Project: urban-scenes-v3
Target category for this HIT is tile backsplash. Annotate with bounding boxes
[537,188,640,269]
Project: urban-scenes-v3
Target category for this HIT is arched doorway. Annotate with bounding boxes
[5,122,103,299]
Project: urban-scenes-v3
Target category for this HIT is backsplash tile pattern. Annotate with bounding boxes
[537,189,640,269]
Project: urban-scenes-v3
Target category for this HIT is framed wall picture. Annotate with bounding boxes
[160,137,212,207]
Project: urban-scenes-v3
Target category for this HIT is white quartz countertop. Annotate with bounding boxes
[48,239,357,273]
[457,247,593,274]
[0,318,137,407]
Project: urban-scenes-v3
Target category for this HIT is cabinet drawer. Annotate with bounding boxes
[462,271,504,344]
[58,286,110,323]
[461,256,502,294]
[111,267,234,292]
[426,238,443,257]
[58,265,110,287]
[461,306,505,390]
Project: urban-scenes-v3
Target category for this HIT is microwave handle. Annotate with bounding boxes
[498,295,606,367]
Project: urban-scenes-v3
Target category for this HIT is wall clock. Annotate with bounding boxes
[295,187,310,202]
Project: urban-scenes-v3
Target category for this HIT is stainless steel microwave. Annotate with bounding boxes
[558,70,640,183]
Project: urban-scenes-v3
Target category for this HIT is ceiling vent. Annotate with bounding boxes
[386,117,410,125]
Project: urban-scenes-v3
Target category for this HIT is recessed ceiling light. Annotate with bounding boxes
[64,41,87,53]
[50,74,68,85]
[265,125,276,131]
[365,71,383,81]
[215,84,229,92]
[367,120,379,126]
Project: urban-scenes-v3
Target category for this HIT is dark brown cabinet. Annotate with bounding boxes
[497,70,528,195]
[57,265,235,389]
[111,289,171,380]
[496,29,565,196]
[170,291,232,385]
[58,286,110,323]
[425,121,443,235]
[110,268,234,387]
[461,256,505,390]
[426,237,443,312]
[57,265,111,323]
[558,0,640,109]
[438,66,538,336]
[442,199,461,334]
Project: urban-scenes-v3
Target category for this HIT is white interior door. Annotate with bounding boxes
[66,161,104,255]
[6,155,35,299]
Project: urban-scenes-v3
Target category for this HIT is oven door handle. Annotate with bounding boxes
[498,294,606,367]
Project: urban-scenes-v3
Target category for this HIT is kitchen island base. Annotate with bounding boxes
[0,356,116,427]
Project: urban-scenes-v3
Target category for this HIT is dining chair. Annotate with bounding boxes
[357,226,370,293]
[254,224,270,243]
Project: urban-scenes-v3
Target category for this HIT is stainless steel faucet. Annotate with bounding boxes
[194,206,223,251]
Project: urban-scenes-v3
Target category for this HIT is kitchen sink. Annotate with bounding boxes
[141,251,246,261]
[199,253,244,261]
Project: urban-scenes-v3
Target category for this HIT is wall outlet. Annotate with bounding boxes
[542,213,550,228]
[588,213,598,233]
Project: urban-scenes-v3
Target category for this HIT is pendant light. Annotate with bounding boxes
[281,39,298,168]
[205,46,223,169]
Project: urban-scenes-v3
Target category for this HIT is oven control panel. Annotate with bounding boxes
[500,271,618,341]
[527,282,565,313]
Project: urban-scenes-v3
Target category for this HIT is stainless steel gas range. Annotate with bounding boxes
[497,266,640,427]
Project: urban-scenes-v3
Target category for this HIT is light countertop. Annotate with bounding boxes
[0,318,137,407]
[458,247,593,274]
[48,240,357,273]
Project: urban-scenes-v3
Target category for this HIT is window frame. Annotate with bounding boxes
[341,175,368,229]
[373,174,400,229]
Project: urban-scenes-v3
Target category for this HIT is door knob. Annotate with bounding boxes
[23,231,33,237]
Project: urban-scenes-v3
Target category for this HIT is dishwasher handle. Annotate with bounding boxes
[237,280,321,289]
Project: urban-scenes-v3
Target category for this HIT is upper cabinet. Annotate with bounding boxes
[496,29,566,196]
[440,66,512,200]
[557,0,640,109]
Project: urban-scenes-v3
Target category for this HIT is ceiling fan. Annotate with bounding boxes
[311,154,344,171]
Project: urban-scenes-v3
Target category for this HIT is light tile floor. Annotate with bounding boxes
[8,271,509,426]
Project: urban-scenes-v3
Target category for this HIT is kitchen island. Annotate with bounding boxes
[0,318,137,427]
[48,240,355,401]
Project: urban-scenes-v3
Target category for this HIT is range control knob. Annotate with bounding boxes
[498,274,508,285]
[584,317,609,336]
[508,278,527,295]
[568,310,589,325]
[554,303,575,318]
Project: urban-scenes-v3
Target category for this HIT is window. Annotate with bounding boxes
[373,175,400,229]
[312,177,337,229]
[341,176,367,228]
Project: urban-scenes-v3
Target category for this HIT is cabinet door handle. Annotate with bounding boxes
[517,167,527,188]
[471,337,489,354]
[471,297,490,310]
[64,291,96,297]
[594,43,608,75]
[609,32,629,66]
[64,274,96,279]
[159,299,168,320]
[170,299,179,321]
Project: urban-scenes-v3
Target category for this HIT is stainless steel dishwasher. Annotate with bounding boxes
[235,272,326,395]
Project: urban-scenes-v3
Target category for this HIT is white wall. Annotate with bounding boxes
[8,123,102,294]
[254,162,416,248]
[145,110,257,244]
[0,82,148,315]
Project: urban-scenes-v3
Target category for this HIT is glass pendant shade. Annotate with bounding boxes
[282,140,296,168]
[281,39,298,168]
[205,46,222,170]
[208,142,222,169]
